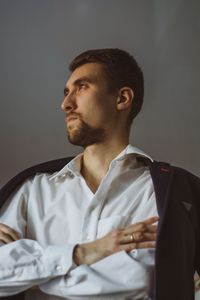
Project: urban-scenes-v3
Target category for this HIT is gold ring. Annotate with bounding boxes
[130,234,134,242]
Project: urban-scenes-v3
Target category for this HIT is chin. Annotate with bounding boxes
[67,121,106,147]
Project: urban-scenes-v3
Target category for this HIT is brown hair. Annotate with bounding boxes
[69,48,144,126]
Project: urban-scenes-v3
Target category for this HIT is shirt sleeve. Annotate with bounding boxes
[0,179,76,296]
[0,178,155,298]
[39,248,155,299]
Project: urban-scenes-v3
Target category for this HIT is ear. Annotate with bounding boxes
[116,87,134,111]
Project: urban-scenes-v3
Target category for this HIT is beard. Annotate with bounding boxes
[67,119,106,148]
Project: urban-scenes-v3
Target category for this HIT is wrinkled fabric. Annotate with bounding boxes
[0,145,157,299]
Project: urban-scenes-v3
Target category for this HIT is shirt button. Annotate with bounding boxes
[55,265,62,272]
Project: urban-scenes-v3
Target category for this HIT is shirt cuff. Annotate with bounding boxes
[41,243,77,278]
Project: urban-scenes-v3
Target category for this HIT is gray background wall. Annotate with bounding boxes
[0,0,200,186]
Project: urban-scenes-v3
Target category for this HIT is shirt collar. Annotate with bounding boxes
[49,144,153,181]
[49,153,83,181]
[113,144,153,162]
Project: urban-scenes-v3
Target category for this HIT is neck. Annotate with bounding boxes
[81,137,129,192]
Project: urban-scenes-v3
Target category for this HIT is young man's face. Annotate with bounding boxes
[61,63,118,147]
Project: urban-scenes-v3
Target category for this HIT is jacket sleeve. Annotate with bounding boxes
[0,179,76,296]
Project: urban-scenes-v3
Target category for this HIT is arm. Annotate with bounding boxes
[0,178,157,298]
[0,180,76,296]
[0,216,157,298]
[41,249,155,299]
[73,216,157,265]
[0,238,75,296]
[40,217,158,299]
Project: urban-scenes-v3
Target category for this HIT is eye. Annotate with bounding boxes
[64,88,69,97]
[79,83,87,90]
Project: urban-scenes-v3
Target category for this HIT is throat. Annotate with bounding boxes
[81,166,103,194]
[84,177,102,194]
[80,155,110,194]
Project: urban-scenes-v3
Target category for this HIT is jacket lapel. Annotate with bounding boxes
[149,161,175,300]
[149,161,174,221]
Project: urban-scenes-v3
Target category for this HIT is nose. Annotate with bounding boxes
[61,92,77,112]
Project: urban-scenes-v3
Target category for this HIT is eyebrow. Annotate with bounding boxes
[64,76,95,96]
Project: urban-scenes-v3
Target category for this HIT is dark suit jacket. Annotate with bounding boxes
[0,157,200,300]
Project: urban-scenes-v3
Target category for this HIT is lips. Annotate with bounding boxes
[66,116,77,122]
[65,114,79,123]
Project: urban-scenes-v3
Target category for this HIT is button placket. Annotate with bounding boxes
[81,197,98,242]
[81,185,111,242]
[80,162,117,242]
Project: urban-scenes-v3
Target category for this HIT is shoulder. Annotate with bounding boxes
[0,156,74,209]
[151,159,200,187]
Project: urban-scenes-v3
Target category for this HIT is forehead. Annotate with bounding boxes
[66,63,107,87]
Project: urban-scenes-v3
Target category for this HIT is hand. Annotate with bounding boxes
[194,273,200,291]
[0,223,20,244]
[73,216,159,265]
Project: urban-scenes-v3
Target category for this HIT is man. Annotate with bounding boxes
[0,49,199,300]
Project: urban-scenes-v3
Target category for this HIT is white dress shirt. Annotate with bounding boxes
[0,145,158,300]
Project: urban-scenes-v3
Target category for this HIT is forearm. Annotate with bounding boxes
[0,239,76,296]
[40,249,154,299]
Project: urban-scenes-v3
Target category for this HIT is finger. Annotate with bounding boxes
[142,232,157,241]
[0,232,15,244]
[143,216,159,224]
[195,278,200,291]
[124,222,148,233]
[8,230,20,241]
[132,241,156,249]
[0,224,20,241]
[123,223,157,235]
[146,224,158,233]
[119,241,156,253]
[121,232,157,244]
[125,216,159,230]
[4,229,20,241]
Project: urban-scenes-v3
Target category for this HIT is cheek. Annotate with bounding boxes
[88,106,114,126]
[79,92,116,124]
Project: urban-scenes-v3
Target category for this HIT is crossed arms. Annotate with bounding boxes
[0,216,157,298]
